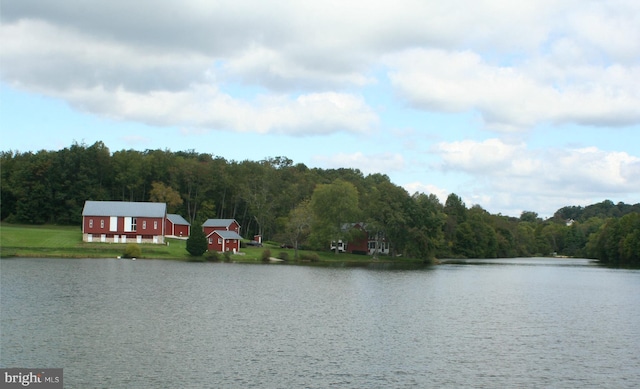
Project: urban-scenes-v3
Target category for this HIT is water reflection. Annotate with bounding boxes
[440,257,598,267]
[298,260,434,270]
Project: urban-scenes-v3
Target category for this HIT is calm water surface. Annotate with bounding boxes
[1,257,639,388]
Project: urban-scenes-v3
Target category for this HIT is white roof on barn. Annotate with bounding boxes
[82,201,166,218]
[207,230,243,240]
[202,219,237,228]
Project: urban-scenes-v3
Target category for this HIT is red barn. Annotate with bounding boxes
[202,219,242,253]
[165,214,191,238]
[82,201,167,244]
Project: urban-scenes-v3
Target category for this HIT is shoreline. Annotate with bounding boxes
[0,223,436,265]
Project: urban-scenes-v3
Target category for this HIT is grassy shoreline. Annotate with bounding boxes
[0,223,433,266]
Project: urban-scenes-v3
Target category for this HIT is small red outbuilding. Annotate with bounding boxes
[165,213,191,238]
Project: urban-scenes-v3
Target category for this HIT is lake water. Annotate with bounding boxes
[1,257,639,388]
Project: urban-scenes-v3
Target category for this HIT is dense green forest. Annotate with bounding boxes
[1,141,639,266]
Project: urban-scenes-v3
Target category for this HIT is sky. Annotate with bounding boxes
[1,0,639,218]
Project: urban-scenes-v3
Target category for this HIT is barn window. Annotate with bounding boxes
[131,218,137,231]
[154,221,158,229]
[100,220,104,228]
[89,219,93,228]
[142,221,147,230]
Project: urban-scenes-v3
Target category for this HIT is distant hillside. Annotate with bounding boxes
[553,200,640,223]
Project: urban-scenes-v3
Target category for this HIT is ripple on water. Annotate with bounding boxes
[1,258,639,388]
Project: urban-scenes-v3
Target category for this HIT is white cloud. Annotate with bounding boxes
[58,85,378,135]
[430,138,640,216]
[402,182,449,203]
[567,0,640,64]
[0,19,212,92]
[386,48,640,131]
[0,17,380,136]
[543,147,640,191]
[313,152,404,175]
[433,138,640,192]
[432,138,529,173]
[222,45,374,91]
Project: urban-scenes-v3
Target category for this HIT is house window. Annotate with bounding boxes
[142,221,147,230]
[218,238,222,244]
[100,220,104,228]
[131,218,137,231]
[154,221,158,229]
[208,238,212,244]
[89,219,93,228]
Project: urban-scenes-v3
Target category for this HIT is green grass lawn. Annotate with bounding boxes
[0,223,430,266]
[0,223,191,260]
[1,224,81,248]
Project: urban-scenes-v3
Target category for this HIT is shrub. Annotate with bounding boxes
[223,251,232,262]
[299,252,319,262]
[205,251,221,261]
[261,249,272,262]
[278,251,289,261]
[123,243,142,259]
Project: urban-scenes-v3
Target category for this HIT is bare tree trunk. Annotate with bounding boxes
[254,215,262,241]
[219,187,226,218]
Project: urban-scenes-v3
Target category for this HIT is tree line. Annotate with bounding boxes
[1,141,638,265]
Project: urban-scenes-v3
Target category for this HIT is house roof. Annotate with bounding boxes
[207,230,243,240]
[341,222,366,231]
[167,213,190,226]
[202,219,238,228]
[82,201,166,218]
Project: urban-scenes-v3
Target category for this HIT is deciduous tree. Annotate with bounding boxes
[150,181,183,213]
[310,179,360,253]
[284,199,314,259]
